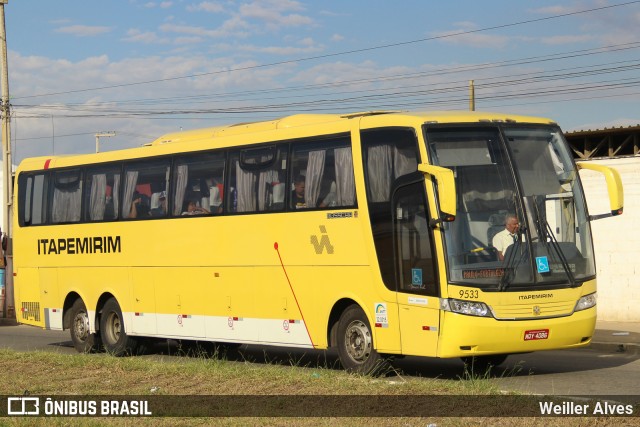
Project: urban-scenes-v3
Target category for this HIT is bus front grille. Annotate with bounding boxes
[491,300,575,320]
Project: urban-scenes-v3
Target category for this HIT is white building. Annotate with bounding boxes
[580,156,640,322]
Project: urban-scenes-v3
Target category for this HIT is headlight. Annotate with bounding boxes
[441,298,493,317]
[575,292,597,312]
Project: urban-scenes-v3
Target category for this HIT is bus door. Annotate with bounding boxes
[392,179,440,357]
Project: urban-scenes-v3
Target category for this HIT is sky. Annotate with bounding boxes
[4,0,640,163]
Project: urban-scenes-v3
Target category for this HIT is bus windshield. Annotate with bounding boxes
[426,124,595,290]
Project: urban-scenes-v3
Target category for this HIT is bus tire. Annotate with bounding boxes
[69,299,101,353]
[100,298,138,356]
[336,305,384,375]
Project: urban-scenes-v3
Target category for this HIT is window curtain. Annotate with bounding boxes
[366,145,393,202]
[334,147,355,206]
[258,169,279,211]
[236,161,256,212]
[164,165,171,205]
[112,174,120,219]
[305,150,326,208]
[122,170,138,218]
[394,146,417,178]
[173,164,189,215]
[258,154,280,211]
[52,185,82,223]
[89,174,107,220]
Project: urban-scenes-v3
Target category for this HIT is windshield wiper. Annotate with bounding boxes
[532,196,576,287]
[541,218,576,287]
[498,230,527,291]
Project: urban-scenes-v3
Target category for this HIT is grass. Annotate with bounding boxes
[0,347,626,426]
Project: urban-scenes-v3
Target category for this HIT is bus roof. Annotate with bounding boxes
[16,110,557,171]
[150,110,556,145]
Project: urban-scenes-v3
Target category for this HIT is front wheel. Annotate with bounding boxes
[336,305,386,375]
[100,298,138,356]
[69,299,101,353]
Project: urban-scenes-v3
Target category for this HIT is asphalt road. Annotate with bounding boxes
[1,323,638,397]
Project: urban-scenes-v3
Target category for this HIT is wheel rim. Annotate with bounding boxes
[104,311,121,345]
[344,319,372,363]
[73,310,90,342]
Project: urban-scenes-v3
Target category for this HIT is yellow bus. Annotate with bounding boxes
[13,111,623,373]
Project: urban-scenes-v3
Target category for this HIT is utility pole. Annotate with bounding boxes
[95,131,115,153]
[469,80,475,111]
[0,0,11,319]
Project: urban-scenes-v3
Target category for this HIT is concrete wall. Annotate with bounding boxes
[579,157,639,322]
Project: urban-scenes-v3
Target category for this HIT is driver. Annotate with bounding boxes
[493,213,520,261]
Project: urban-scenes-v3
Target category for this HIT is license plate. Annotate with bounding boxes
[524,329,549,341]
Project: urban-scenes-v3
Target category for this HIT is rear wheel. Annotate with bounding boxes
[69,299,101,353]
[100,298,138,356]
[336,305,386,375]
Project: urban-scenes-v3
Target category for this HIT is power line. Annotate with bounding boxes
[14,75,640,119]
[13,1,640,101]
[14,56,640,117]
[14,60,640,117]
[14,41,640,116]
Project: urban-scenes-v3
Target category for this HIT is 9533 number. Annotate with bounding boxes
[458,289,479,299]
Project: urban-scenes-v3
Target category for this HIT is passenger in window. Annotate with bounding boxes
[150,191,167,217]
[292,175,306,209]
[182,199,210,216]
[129,192,150,218]
[104,195,115,219]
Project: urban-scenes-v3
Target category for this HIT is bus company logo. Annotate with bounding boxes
[310,225,334,254]
[519,293,553,301]
[533,305,541,316]
[37,236,121,255]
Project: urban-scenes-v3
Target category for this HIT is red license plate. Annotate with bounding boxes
[524,329,549,341]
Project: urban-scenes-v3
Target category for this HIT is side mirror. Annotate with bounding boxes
[577,162,624,220]
[418,163,456,225]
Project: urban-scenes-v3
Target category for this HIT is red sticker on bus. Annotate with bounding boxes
[524,329,549,341]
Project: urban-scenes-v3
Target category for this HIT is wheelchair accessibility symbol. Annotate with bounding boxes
[536,256,550,273]
[411,268,423,286]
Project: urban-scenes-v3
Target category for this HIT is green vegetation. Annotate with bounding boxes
[0,346,486,395]
[0,348,613,426]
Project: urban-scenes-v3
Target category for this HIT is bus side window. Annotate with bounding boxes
[172,151,226,216]
[85,168,121,221]
[289,137,356,210]
[229,146,287,213]
[52,169,82,224]
[19,173,48,226]
[123,160,170,219]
